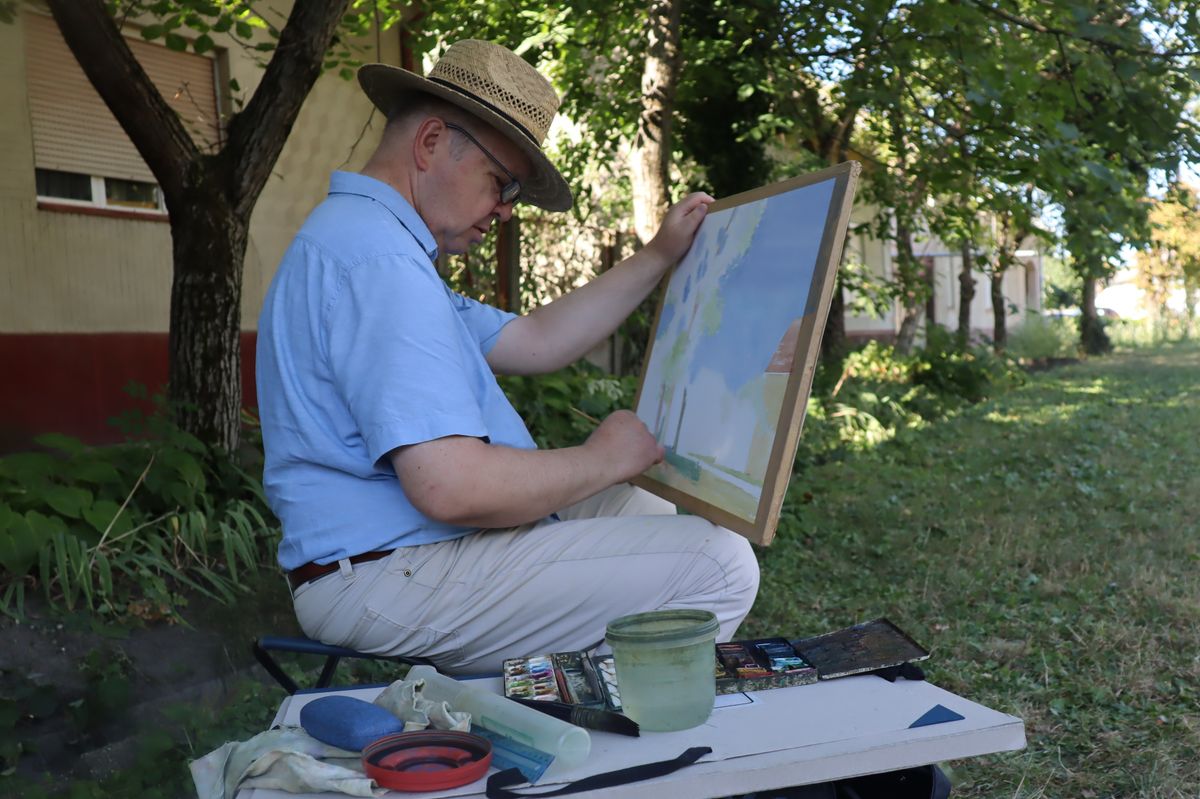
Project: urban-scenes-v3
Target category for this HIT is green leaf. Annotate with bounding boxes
[65,460,122,487]
[193,34,215,55]
[164,33,188,52]
[736,83,755,101]
[141,24,165,41]
[83,499,132,539]
[228,77,241,92]
[43,485,92,519]
[0,453,56,481]
[33,433,86,455]
[0,513,43,576]
[235,20,253,38]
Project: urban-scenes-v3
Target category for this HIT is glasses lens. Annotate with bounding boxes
[500,181,521,205]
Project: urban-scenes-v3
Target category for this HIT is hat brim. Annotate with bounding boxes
[358,64,573,212]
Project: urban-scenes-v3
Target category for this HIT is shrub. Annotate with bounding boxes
[1006,313,1079,361]
[499,361,636,449]
[0,398,277,622]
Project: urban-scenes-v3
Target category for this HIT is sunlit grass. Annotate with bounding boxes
[748,341,1200,798]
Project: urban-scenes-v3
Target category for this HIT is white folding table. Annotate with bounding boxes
[239,675,1025,799]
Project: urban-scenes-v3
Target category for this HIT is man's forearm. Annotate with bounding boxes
[391,411,663,529]
[487,246,670,375]
[391,439,616,528]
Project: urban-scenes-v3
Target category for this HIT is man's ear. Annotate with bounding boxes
[412,117,447,173]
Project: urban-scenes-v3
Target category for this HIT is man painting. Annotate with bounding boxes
[257,39,758,675]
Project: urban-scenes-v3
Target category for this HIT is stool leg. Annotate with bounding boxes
[316,656,342,689]
[253,639,300,695]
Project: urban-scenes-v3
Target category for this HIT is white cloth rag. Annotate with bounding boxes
[373,676,472,732]
[190,727,381,799]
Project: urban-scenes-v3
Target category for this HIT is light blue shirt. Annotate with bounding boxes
[257,171,536,570]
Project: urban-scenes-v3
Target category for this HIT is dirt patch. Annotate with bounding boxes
[2,571,300,784]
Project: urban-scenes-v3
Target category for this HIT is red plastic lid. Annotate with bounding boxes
[362,731,493,792]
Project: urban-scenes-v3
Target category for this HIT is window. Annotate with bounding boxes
[34,168,165,213]
[24,12,220,218]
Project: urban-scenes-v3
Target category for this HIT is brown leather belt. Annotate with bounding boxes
[287,550,394,591]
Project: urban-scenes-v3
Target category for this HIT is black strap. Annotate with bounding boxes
[485,746,712,798]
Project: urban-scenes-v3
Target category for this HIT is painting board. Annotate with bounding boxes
[632,161,861,545]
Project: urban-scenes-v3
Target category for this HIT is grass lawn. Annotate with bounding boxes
[745,342,1200,797]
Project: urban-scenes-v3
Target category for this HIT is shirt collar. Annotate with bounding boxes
[328,171,439,262]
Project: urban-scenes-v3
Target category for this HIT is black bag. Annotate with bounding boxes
[836,764,952,799]
[741,764,951,799]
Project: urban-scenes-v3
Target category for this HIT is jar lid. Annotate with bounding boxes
[362,730,492,792]
[606,609,720,647]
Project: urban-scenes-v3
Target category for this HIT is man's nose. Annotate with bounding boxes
[493,200,515,223]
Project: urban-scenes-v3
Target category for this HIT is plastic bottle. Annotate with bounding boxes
[407,664,591,768]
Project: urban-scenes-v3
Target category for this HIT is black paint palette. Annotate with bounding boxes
[791,618,930,680]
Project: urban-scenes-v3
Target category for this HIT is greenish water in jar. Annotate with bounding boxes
[606,609,719,732]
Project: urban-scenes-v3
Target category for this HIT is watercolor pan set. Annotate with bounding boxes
[715,637,818,695]
[503,652,623,711]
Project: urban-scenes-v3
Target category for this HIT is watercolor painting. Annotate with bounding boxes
[633,163,860,544]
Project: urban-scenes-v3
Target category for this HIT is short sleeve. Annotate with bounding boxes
[325,256,489,463]
[447,289,517,354]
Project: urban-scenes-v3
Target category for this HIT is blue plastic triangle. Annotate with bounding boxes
[909,703,965,728]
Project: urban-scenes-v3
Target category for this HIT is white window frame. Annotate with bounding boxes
[35,169,166,217]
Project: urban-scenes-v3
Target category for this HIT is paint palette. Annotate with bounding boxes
[502,652,623,712]
[503,655,560,701]
[715,637,817,695]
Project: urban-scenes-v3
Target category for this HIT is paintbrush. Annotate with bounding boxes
[507,697,640,737]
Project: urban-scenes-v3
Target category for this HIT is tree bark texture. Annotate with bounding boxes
[990,271,1007,353]
[1080,277,1112,354]
[49,0,353,452]
[168,170,248,453]
[957,238,976,349]
[893,222,922,356]
[631,0,682,245]
[820,275,847,363]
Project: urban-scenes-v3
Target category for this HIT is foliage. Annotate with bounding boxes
[499,362,636,449]
[1005,313,1079,362]
[796,334,1023,462]
[1134,182,1200,335]
[0,390,277,622]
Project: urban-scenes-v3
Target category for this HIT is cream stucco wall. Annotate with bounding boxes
[842,204,1044,340]
[0,8,397,334]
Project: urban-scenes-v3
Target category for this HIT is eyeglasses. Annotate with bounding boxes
[445,122,522,205]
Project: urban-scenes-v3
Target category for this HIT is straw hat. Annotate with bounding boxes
[358,40,572,211]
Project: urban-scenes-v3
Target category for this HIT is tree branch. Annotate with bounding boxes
[46,0,195,199]
[225,0,353,217]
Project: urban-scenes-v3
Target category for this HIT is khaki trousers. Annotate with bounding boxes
[291,484,761,674]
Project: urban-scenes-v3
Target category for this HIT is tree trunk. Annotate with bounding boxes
[1080,277,1112,354]
[167,170,247,454]
[48,0,353,453]
[893,220,923,355]
[820,275,847,362]
[631,0,682,244]
[1184,286,1197,340]
[957,238,976,349]
[990,271,1007,353]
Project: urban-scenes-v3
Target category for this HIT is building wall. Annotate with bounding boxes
[0,8,398,448]
[842,208,1044,342]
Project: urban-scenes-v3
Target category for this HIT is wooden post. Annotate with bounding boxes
[496,216,520,312]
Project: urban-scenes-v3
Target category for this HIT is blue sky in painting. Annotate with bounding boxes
[684,179,835,391]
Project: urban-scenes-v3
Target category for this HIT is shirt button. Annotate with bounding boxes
[403,569,413,577]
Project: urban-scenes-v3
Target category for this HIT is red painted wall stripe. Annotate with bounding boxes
[0,332,258,453]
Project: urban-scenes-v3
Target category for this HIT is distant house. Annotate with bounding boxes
[841,205,1044,342]
[0,9,399,450]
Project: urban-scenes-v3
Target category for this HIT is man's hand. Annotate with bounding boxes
[485,192,714,378]
[643,192,715,269]
[583,410,664,483]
